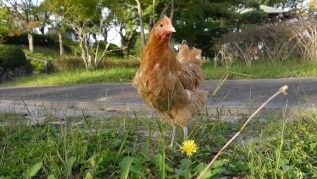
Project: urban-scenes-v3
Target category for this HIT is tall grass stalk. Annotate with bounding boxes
[273,116,286,178]
[212,74,228,97]
[274,100,288,178]
[156,120,166,179]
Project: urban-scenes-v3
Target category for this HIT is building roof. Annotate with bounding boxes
[239,5,286,14]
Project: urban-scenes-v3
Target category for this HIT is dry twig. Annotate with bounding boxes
[197,85,289,179]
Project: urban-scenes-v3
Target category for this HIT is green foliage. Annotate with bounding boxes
[0,2,10,41]
[0,45,27,68]
[23,50,54,73]
[240,10,268,24]
[24,162,43,179]
[173,1,234,56]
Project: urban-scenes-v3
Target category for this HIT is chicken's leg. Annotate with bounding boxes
[183,127,188,140]
[169,126,177,148]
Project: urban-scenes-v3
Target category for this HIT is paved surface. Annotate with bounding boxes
[0,78,316,120]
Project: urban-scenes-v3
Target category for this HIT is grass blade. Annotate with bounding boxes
[26,161,43,178]
[120,157,133,179]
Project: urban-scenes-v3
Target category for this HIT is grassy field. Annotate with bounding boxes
[0,105,316,178]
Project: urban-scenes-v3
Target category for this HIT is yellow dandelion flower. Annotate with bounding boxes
[90,159,96,168]
[180,140,198,157]
[84,172,93,179]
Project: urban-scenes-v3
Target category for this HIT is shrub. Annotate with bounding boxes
[102,58,140,68]
[54,56,85,71]
[220,24,296,66]
[4,33,78,55]
[0,44,27,68]
[23,50,54,73]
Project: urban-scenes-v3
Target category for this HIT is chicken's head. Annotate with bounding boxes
[153,16,176,39]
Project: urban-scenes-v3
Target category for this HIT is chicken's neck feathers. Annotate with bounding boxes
[142,37,179,71]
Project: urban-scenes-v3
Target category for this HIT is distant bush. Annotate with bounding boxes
[4,33,126,58]
[0,44,27,68]
[4,33,78,54]
[220,24,298,66]
[54,55,140,71]
[4,34,57,47]
[102,58,140,68]
[23,50,54,73]
[54,56,85,71]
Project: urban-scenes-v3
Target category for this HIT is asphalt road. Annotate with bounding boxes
[0,78,316,113]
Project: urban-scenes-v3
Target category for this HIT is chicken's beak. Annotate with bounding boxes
[167,26,176,32]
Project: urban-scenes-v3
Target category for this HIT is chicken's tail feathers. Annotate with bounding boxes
[181,39,187,45]
[192,90,208,109]
[176,43,203,66]
[176,42,205,90]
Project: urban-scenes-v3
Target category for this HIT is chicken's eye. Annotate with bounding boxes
[159,24,163,28]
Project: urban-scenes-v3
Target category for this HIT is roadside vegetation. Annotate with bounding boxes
[0,103,316,178]
[1,43,317,87]
[2,57,317,86]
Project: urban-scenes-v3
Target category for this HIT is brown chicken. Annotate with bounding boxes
[132,16,208,147]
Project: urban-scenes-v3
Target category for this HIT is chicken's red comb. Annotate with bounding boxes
[163,15,173,25]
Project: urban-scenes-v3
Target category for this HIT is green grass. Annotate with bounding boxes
[0,107,316,178]
[1,58,316,87]
[2,68,137,86]
[202,59,317,79]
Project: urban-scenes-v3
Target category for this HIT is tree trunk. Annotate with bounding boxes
[80,42,92,70]
[39,27,45,35]
[28,32,34,52]
[121,39,130,59]
[170,0,174,21]
[121,31,137,59]
[152,0,155,23]
[122,46,130,59]
[58,32,64,56]
[135,0,145,47]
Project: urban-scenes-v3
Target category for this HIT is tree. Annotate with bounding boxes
[116,6,139,59]
[41,0,65,56]
[0,2,11,43]
[36,2,52,35]
[4,0,41,52]
[170,0,241,56]
[106,0,140,59]
[269,0,305,10]
[135,0,145,47]
[57,0,114,70]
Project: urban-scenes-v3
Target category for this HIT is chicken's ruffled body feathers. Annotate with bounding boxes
[132,16,208,147]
